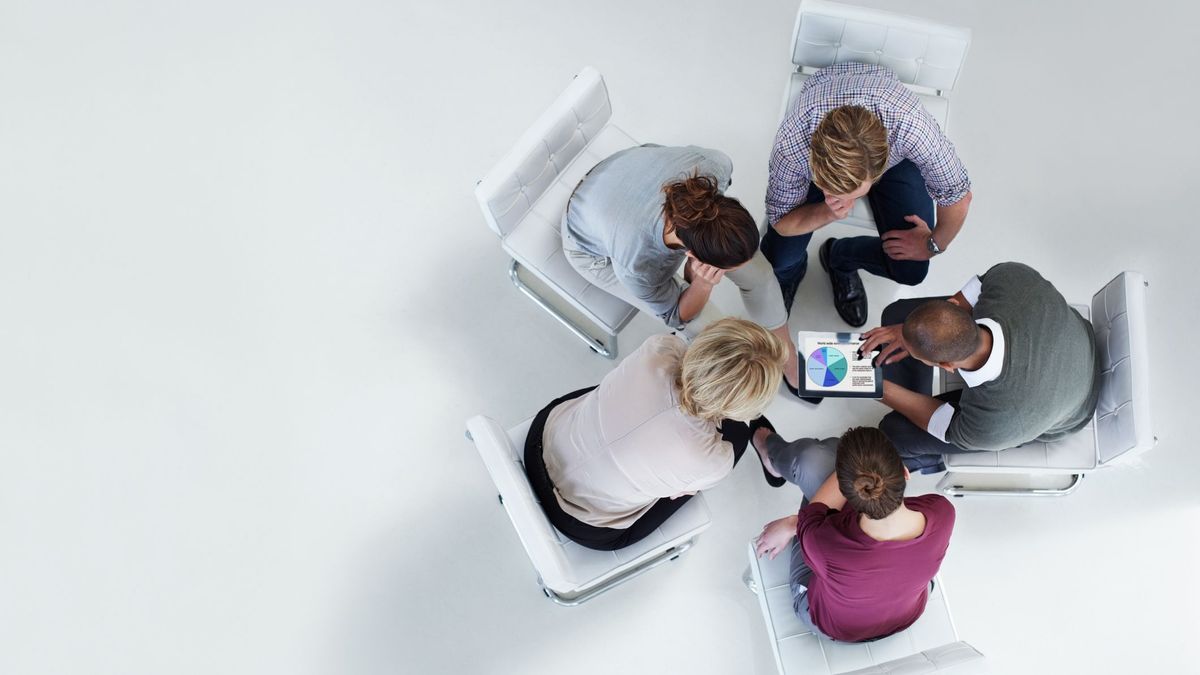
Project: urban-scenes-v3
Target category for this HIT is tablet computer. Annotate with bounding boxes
[796,330,883,399]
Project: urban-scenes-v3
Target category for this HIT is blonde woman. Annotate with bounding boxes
[524,318,786,550]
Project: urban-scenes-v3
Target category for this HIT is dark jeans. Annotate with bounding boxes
[523,387,750,551]
[761,160,935,289]
[875,297,976,473]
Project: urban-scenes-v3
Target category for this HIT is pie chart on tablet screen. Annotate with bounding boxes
[806,347,848,387]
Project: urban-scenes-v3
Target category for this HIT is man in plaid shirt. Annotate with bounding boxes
[762,62,973,327]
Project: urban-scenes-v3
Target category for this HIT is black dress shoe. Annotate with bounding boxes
[748,416,786,488]
[819,238,868,328]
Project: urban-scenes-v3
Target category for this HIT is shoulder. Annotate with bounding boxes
[981,261,1044,287]
[796,501,833,536]
[909,494,956,540]
[686,145,731,167]
[608,334,681,379]
[909,493,955,519]
[642,333,687,360]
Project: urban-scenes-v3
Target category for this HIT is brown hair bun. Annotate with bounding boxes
[852,473,887,501]
[660,171,758,269]
[662,174,721,227]
[835,427,906,520]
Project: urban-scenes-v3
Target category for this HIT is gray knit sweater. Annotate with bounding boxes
[944,263,1101,451]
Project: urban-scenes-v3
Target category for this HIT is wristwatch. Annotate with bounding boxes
[926,235,943,256]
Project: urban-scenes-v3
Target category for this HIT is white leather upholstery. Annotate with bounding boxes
[1091,272,1154,464]
[475,67,639,334]
[784,72,950,132]
[748,541,985,674]
[467,415,712,598]
[781,1,969,232]
[791,0,971,93]
[945,273,1155,473]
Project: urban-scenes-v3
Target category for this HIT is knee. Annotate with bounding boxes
[797,445,836,480]
[890,261,929,287]
[761,230,812,267]
[878,411,909,444]
[776,254,809,276]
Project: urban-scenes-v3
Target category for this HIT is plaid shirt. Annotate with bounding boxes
[766,63,971,226]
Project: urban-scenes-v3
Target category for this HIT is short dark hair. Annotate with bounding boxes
[836,427,906,520]
[662,173,758,269]
[902,301,980,363]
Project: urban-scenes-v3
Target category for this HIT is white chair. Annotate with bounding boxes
[746,541,986,674]
[474,67,639,359]
[465,415,712,605]
[935,272,1156,497]
[782,0,972,230]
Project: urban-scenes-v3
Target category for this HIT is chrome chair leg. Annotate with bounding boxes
[541,539,696,606]
[508,260,618,359]
[937,472,1084,498]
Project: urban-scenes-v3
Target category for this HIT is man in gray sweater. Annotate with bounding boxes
[857,262,1101,472]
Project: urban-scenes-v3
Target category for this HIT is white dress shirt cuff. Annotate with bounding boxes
[959,275,983,307]
[926,402,955,442]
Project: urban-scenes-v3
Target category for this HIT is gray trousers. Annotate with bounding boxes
[763,433,838,638]
[562,238,788,340]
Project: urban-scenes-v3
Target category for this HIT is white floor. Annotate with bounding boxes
[1,1,1198,673]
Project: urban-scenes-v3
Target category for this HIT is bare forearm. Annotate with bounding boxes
[932,191,972,250]
[772,202,837,237]
[881,380,944,431]
[810,470,845,510]
[677,282,714,323]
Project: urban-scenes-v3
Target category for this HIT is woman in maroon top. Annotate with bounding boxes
[752,426,956,642]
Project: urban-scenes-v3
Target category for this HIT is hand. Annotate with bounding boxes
[824,195,855,221]
[859,324,910,365]
[882,215,934,261]
[755,515,798,560]
[686,255,726,287]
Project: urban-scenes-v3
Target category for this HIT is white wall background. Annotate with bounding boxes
[1,1,1197,673]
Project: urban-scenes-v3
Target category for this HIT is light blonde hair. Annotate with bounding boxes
[676,318,787,423]
[810,105,889,196]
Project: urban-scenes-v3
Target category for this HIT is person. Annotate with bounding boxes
[753,426,955,642]
[858,262,1101,473]
[761,63,973,327]
[524,318,786,551]
[562,144,802,393]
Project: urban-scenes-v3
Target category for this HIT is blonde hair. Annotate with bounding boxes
[676,318,787,423]
[810,105,889,196]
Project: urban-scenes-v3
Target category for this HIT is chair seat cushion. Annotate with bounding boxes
[944,422,1099,473]
[504,418,711,594]
[501,124,640,332]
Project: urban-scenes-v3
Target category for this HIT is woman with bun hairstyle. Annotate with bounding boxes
[561,144,802,392]
[752,426,956,642]
[524,318,786,551]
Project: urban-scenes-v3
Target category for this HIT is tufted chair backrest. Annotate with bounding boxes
[1091,272,1156,465]
[791,0,971,93]
[475,67,613,238]
[466,416,576,590]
